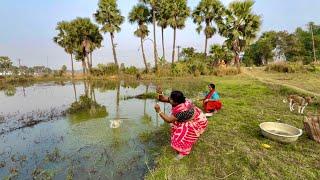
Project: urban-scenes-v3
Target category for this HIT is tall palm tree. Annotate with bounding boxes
[140,0,159,71]
[70,18,103,75]
[53,21,75,78]
[308,22,317,62]
[157,0,171,60]
[94,0,125,68]
[192,0,225,56]
[217,0,261,68]
[167,0,190,64]
[128,4,152,73]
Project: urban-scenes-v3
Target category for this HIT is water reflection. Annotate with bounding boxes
[68,81,108,123]
[4,86,16,96]
[0,80,166,179]
[110,83,122,129]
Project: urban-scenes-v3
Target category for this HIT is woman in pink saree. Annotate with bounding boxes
[154,88,208,160]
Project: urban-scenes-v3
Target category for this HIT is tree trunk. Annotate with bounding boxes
[86,56,91,75]
[72,82,77,102]
[235,52,241,71]
[82,60,86,75]
[172,27,176,64]
[141,38,149,73]
[110,32,119,67]
[161,27,165,60]
[153,10,158,72]
[204,37,208,57]
[90,52,93,68]
[311,24,317,62]
[70,54,74,79]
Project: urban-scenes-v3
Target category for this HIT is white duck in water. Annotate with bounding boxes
[109,119,122,129]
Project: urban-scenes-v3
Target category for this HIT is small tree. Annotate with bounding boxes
[0,56,13,76]
[217,0,261,68]
[209,44,233,65]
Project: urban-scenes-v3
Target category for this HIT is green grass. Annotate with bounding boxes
[249,68,320,95]
[145,75,320,179]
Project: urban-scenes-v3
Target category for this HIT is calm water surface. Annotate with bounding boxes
[0,81,169,179]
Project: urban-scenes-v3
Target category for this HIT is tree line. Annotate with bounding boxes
[53,0,261,77]
[243,22,320,66]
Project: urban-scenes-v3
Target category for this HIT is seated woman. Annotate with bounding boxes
[202,83,222,116]
[155,87,208,160]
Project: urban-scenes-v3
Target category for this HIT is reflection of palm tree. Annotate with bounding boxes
[72,81,77,102]
[143,84,149,115]
[110,82,121,129]
[22,86,26,97]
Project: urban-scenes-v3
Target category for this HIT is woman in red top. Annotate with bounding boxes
[202,83,222,116]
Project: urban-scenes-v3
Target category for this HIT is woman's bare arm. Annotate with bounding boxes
[156,86,169,103]
[158,94,169,103]
[154,103,177,123]
[159,112,177,123]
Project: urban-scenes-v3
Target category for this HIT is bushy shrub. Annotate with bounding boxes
[212,67,241,76]
[90,63,119,76]
[123,66,139,75]
[264,62,305,73]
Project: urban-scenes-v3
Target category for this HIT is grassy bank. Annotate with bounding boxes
[145,75,320,179]
[246,68,320,95]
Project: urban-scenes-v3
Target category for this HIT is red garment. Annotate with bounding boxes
[171,100,208,156]
[203,90,222,113]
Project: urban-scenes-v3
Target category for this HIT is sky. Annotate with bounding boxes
[1,0,320,70]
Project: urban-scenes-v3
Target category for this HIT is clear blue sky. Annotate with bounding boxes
[1,0,319,69]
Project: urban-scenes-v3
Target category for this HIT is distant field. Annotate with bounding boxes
[246,68,320,95]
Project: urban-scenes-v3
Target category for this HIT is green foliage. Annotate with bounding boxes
[209,44,233,65]
[166,0,190,30]
[243,38,273,66]
[67,95,107,115]
[192,0,224,53]
[217,0,261,65]
[90,63,119,76]
[94,0,124,34]
[136,92,157,99]
[122,66,139,75]
[0,56,13,75]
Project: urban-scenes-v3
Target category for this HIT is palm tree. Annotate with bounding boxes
[94,0,125,68]
[70,18,103,75]
[167,0,190,64]
[156,0,171,60]
[140,0,159,71]
[217,0,261,68]
[128,4,152,73]
[192,0,225,56]
[308,22,317,62]
[53,21,75,78]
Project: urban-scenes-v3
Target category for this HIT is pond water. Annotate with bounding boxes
[0,81,170,179]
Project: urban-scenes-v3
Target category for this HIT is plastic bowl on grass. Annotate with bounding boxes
[259,122,303,143]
